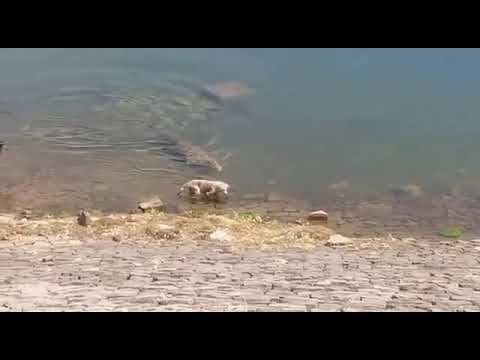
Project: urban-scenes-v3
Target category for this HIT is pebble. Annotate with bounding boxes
[308,210,329,222]
[77,211,92,227]
[138,197,164,212]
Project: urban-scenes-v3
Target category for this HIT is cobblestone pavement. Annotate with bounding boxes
[1,237,480,311]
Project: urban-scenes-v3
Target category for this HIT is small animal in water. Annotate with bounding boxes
[178,179,230,201]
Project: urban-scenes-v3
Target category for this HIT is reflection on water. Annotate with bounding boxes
[1,48,480,238]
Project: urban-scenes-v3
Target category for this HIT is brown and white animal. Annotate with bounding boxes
[177,179,230,201]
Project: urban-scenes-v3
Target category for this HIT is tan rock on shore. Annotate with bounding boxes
[308,210,329,222]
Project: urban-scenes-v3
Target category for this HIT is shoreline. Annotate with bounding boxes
[0,207,403,250]
[0,204,470,249]
[1,193,478,245]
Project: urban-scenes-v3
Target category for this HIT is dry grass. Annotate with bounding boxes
[0,210,335,250]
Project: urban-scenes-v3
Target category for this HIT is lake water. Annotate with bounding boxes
[1,48,480,237]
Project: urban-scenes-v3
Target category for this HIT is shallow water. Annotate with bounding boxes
[1,48,480,237]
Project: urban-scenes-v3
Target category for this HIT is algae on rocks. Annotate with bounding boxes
[437,226,464,238]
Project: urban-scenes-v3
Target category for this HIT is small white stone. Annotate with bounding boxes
[209,229,234,242]
[326,234,353,246]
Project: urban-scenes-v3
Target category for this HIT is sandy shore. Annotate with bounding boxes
[1,211,479,311]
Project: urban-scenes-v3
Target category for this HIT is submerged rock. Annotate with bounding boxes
[390,184,424,199]
[267,192,289,203]
[328,180,350,191]
[203,82,255,100]
[57,86,103,96]
[171,97,193,107]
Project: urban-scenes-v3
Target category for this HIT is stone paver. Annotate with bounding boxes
[0,238,479,311]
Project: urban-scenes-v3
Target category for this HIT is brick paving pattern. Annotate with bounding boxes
[1,238,480,311]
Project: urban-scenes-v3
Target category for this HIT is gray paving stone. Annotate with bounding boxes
[0,236,479,311]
